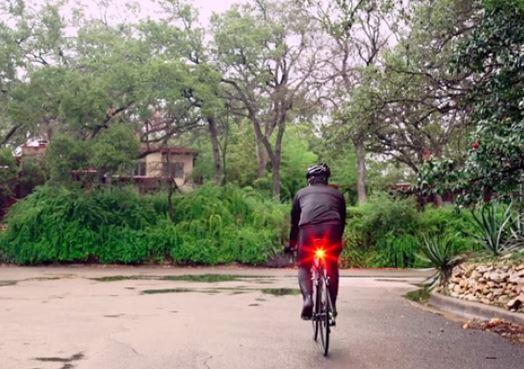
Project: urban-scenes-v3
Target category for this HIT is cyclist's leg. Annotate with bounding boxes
[326,224,343,316]
[298,227,314,319]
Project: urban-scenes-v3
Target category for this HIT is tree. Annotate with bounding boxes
[419,0,524,205]
[211,0,320,199]
[90,123,140,183]
[301,0,405,204]
[0,1,67,147]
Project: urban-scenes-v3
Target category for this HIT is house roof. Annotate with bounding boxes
[158,147,198,155]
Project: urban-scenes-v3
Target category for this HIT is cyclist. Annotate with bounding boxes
[285,163,346,320]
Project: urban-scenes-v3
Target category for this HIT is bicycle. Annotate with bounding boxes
[310,246,335,356]
[286,243,336,356]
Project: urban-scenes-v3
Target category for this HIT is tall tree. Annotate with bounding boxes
[211,0,320,199]
[302,0,404,204]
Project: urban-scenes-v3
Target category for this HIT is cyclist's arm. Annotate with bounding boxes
[289,194,301,248]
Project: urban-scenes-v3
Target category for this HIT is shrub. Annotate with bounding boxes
[418,234,463,290]
[1,184,287,265]
[343,193,482,268]
[469,202,513,256]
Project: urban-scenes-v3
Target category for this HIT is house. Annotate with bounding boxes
[15,140,198,191]
[134,147,198,191]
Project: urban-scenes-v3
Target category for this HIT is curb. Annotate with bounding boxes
[429,292,524,325]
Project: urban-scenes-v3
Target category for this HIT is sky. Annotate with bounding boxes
[45,0,245,25]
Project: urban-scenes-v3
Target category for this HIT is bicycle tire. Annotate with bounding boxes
[320,276,330,356]
[312,277,320,341]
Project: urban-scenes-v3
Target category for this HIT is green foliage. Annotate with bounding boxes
[0,184,287,265]
[45,135,91,183]
[469,202,514,256]
[418,234,463,290]
[342,194,480,267]
[17,157,46,194]
[279,124,318,201]
[90,123,140,176]
[418,0,524,205]
[0,148,17,196]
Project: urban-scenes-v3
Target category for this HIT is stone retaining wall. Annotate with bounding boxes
[441,261,524,313]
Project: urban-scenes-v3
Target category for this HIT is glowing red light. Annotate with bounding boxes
[314,248,326,260]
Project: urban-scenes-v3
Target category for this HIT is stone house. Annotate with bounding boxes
[134,147,198,191]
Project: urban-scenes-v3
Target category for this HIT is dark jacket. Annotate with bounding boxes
[289,183,346,247]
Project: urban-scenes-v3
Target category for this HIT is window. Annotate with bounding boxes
[165,162,184,178]
[134,161,147,176]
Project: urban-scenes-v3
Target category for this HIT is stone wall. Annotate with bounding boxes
[442,261,524,313]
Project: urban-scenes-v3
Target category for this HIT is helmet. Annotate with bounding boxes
[306,163,331,179]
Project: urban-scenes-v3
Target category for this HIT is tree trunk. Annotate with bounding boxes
[355,139,367,205]
[207,117,223,185]
[252,121,268,178]
[271,119,286,200]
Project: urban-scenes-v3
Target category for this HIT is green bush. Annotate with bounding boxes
[341,193,481,268]
[0,184,287,265]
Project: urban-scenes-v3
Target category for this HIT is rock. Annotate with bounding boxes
[464,294,477,302]
[506,294,524,311]
[508,274,524,285]
[481,298,492,305]
[487,271,507,283]
[471,270,482,279]
[487,281,497,288]
[477,266,489,273]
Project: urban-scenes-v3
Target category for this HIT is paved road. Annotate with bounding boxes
[0,266,522,369]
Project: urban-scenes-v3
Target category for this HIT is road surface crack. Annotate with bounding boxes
[203,355,212,369]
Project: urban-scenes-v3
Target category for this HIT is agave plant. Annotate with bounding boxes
[505,210,524,251]
[469,202,513,256]
[418,234,463,290]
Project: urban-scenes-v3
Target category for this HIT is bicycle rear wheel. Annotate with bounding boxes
[319,277,330,356]
[312,279,320,341]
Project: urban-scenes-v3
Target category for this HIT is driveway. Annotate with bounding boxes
[0,266,522,369]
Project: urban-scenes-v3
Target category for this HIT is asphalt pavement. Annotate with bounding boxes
[0,266,522,369]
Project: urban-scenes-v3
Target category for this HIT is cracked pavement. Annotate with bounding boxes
[1,266,523,369]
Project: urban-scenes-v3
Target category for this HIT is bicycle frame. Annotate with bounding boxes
[311,247,334,356]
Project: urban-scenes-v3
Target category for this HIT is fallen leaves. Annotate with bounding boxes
[463,318,524,344]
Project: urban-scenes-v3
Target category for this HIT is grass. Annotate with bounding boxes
[142,288,195,294]
[140,286,298,295]
[0,280,17,287]
[405,288,431,303]
[92,274,273,283]
[160,274,269,282]
[91,275,153,282]
[261,288,301,296]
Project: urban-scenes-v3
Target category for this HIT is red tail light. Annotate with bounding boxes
[314,248,326,260]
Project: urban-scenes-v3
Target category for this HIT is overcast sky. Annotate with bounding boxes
[7,0,244,26]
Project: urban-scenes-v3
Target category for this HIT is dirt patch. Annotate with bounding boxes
[261,288,300,296]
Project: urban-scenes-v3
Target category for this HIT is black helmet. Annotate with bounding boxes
[306,163,331,179]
